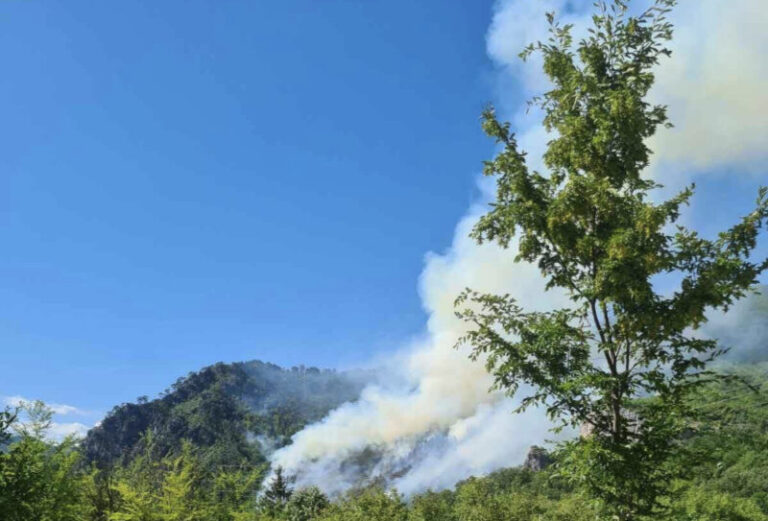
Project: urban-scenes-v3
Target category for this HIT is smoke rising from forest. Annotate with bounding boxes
[270,0,768,495]
[270,207,569,495]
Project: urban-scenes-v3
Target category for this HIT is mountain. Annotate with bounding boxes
[84,362,768,519]
[81,360,368,469]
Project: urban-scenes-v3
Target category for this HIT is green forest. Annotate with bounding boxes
[2,364,768,520]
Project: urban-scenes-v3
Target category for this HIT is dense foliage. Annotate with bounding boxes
[82,361,366,470]
[2,364,768,520]
[455,1,768,519]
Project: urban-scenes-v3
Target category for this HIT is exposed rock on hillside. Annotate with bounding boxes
[522,445,552,471]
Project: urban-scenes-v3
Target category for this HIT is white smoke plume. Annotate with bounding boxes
[649,0,768,176]
[702,287,768,363]
[271,0,768,495]
[271,205,569,495]
[488,0,768,181]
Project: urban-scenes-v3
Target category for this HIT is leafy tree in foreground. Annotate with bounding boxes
[321,488,407,521]
[455,1,768,519]
[0,401,86,521]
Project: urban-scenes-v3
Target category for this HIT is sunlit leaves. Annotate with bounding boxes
[457,0,767,519]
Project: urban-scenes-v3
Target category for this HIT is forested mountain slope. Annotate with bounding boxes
[82,360,367,469]
[5,362,767,520]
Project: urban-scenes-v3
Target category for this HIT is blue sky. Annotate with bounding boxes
[1,1,496,421]
[2,0,766,432]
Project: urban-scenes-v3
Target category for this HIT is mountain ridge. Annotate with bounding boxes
[82,359,368,469]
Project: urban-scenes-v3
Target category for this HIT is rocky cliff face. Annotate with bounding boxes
[522,445,552,471]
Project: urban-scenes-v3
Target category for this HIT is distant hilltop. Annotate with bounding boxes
[82,360,368,469]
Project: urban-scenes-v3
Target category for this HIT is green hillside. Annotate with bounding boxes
[2,362,768,520]
[82,360,367,470]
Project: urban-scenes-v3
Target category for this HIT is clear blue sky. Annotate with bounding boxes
[1,1,497,415]
[1,0,765,426]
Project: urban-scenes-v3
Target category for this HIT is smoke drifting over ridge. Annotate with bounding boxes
[271,0,768,495]
[271,209,569,495]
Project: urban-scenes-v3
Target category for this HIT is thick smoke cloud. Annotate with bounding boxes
[271,0,768,495]
[488,0,768,182]
[271,207,569,495]
[649,0,768,176]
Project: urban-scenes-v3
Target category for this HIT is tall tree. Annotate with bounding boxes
[259,466,292,517]
[455,1,768,519]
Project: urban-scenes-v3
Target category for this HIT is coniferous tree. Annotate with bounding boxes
[259,466,293,517]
